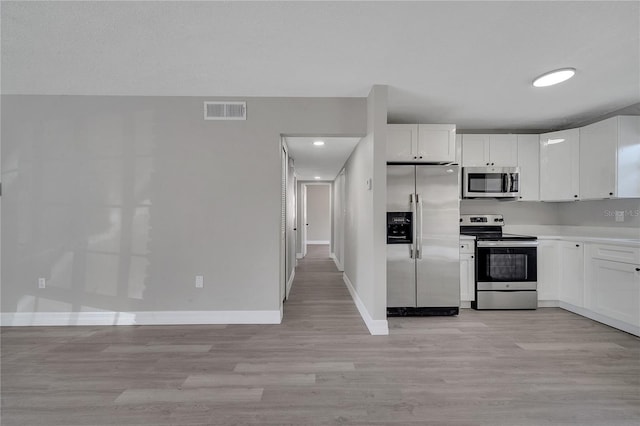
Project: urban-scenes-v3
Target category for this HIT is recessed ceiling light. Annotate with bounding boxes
[313,141,325,146]
[314,176,321,180]
[533,68,576,87]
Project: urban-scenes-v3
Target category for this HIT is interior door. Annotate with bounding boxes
[415,165,460,307]
[386,165,417,307]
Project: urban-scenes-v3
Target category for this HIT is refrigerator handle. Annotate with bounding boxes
[416,193,423,259]
[409,194,415,259]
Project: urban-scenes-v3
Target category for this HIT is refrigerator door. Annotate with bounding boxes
[415,165,460,307]
[386,165,417,307]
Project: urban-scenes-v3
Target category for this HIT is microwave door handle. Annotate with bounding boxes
[507,173,513,193]
[502,174,509,193]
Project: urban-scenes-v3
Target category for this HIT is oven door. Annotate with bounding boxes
[476,241,537,288]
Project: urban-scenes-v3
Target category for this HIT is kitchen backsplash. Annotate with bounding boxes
[460,200,559,225]
[557,199,640,228]
[461,198,640,228]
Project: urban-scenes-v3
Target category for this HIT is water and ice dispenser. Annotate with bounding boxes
[386,212,413,244]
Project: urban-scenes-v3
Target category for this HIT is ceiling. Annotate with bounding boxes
[2,1,639,131]
[285,137,361,181]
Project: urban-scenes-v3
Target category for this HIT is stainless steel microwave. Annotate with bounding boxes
[462,167,520,199]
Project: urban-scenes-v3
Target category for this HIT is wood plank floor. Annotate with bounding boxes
[2,244,639,425]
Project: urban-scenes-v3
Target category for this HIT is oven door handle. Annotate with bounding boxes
[477,240,538,248]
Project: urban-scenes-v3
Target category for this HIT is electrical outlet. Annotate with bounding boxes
[195,275,204,288]
[38,278,46,289]
[615,211,625,222]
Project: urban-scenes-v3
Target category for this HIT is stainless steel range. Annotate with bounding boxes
[460,214,538,310]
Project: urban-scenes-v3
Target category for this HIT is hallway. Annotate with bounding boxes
[282,244,366,333]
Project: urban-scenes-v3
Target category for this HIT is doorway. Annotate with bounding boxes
[300,182,331,256]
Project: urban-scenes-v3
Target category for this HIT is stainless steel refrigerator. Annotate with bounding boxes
[386,164,460,316]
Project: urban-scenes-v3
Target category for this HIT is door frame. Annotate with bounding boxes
[300,181,332,256]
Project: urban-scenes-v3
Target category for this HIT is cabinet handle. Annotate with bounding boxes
[491,162,494,165]
[636,268,640,272]
[609,192,613,196]
[471,256,474,259]
[486,162,490,166]
[574,195,578,198]
[576,244,580,247]
[293,228,297,231]
[414,156,417,159]
[419,156,423,159]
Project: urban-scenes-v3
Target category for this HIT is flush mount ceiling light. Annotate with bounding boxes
[546,138,565,145]
[313,140,325,146]
[533,68,576,87]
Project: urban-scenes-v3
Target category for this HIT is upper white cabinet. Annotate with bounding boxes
[461,134,518,167]
[579,116,640,200]
[517,134,540,201]
[387,124,456,163]
[539,128,580,201]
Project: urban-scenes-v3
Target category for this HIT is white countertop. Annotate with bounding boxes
[503,225,640,247]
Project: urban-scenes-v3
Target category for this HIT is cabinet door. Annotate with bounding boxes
[460,253,475,302]
[540,129,580,201]
[461,134,490,166]
[387,124,418,162]
[517,134,540,201]
[559,241,585,307]
[580,117,617,199]
[616,116,640,198]
[488,134,518,166]
[417,124,456,162]
[537,239,559,301]
[586,259,639,326]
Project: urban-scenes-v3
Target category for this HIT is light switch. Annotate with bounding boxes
[195,275,204,288]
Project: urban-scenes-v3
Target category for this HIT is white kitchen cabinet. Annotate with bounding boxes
[580,116,640,199]
[517,134,540,201]
[460,241,475,303]
[587,259,639,328]
[387,124,418,162]
[558,241,585,308]
[539,128,580,201]
[536,239,559,302]
[584,243,640,332]
[461,134,518,167]
[387,124,456,163]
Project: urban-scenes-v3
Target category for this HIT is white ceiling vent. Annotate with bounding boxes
[204,101,246,120]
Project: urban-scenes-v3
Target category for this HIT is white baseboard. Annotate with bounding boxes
[1,310,282,327]
[307,240,330,245]
[329,253,344,272]
[342,274,389,335]
[460,301,471,308]
[286,270,295,299]
[559,302,639,337]
[296,253,303,259]
[538,300,560,308]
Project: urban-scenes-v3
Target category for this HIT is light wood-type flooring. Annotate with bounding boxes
[2,244,639,425]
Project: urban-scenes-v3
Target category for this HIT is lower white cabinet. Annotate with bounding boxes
[460,240,475,303]
[585,243,640,332]
[536,239,559,302]
[558,241,585,308]
[587,259,640,326]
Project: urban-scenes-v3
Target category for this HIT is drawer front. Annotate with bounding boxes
[459,241,475,254]
[589,244,640,264]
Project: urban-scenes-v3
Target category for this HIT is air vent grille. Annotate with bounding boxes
[204,101,246,120]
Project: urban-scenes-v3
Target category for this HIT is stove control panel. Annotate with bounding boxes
[460,214,504,227]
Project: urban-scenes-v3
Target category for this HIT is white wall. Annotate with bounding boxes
[342,85,388,335]
[1,95,366,324]
[305,185,331,243]
[332,170,346,270]
[557,199,640,230]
